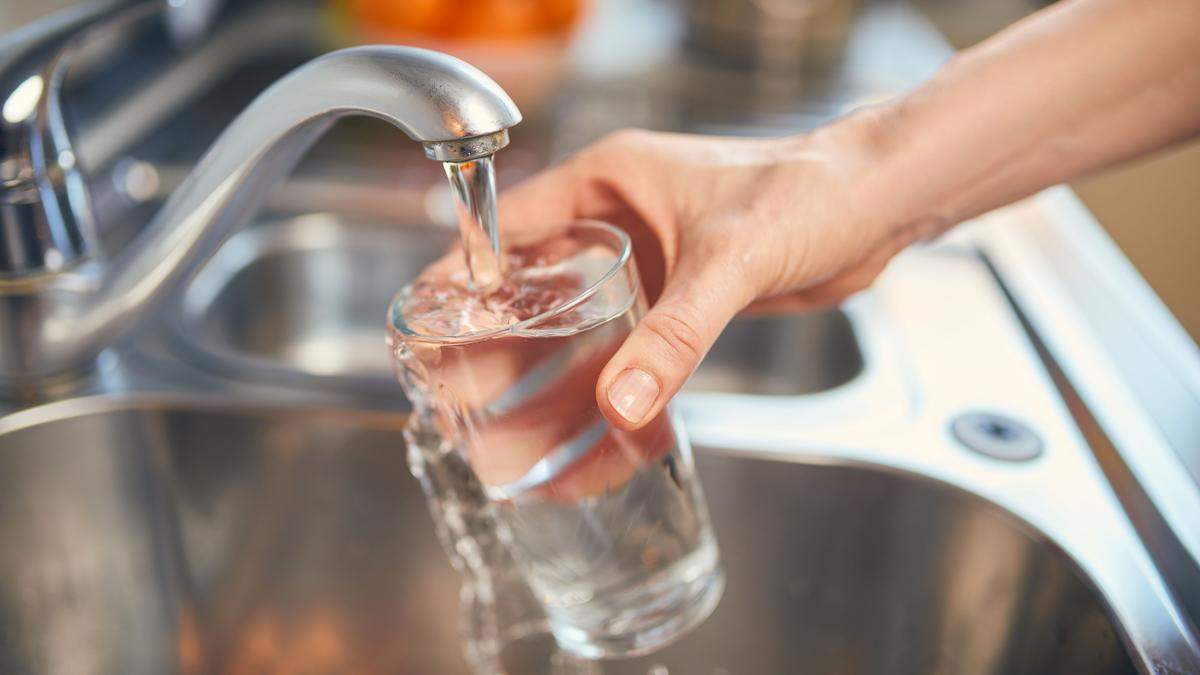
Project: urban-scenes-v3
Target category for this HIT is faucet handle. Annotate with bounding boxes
[0,0,171,277]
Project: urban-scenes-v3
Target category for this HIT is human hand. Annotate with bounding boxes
[498,113,938,431]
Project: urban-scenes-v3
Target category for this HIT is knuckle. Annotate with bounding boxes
[641,306,706,367]
[596,128,652,154]
[571,129,659,188]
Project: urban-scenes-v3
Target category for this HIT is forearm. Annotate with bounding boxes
[865,0,1200,231]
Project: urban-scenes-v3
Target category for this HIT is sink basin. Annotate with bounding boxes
[0,400,1136,674]
[173,214,450,395]
[175,214,864,397]
[685,312,862,395]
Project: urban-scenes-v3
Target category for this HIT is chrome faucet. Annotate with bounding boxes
[0,0,166,278]
[0,44,521,385]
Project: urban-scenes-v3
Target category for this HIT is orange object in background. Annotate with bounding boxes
[328,0,589,113]
[337,0,584,41]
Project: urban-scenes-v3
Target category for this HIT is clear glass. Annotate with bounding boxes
[388,221,724,659]
[404,416,598,674]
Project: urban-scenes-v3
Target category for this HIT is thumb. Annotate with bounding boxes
[596,251,752,431]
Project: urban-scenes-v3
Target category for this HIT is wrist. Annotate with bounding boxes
[807,102,935,239]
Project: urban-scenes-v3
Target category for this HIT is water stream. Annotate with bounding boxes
[402,154,601,674]
[444,156,504,292]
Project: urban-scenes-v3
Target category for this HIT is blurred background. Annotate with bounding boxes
[2,0,1195,343]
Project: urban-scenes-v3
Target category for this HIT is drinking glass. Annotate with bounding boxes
[388,220,724,659]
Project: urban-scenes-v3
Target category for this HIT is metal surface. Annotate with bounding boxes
[0,399,1137,674]
[950,411,1044,462]
[0,45,520,384]
[424,130,513,162]
[5,218,1180,673]
[687,311,862,395]
[76,3,321,177]
[978,191,1200,630]
[685,0,862,71]
[173,215,450,394]
[680,247,1200,674]
[172,214,861,398]
[0,0,161,276]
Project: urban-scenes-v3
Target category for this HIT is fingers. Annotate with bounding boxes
[596,251,752,431]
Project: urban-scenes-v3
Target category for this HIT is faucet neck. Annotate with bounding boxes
[0,45,520,385]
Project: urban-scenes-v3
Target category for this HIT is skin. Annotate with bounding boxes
[496,0,1200,431]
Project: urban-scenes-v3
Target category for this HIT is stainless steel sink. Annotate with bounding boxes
[172,215,451,395]
[151,215,1195,675]
[687,312,862,395]
[0,400,1136,674]
[172,214,864,398]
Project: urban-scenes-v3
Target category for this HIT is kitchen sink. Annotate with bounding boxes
[686,312,862,395]
[0,400,1136,674]
[173,214,864,398]
[172,214,450,395]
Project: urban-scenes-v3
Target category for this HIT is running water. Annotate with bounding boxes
[398,155,601,674]
[395,159,720,671]
[445,156,504,293]
[391,232,720,662]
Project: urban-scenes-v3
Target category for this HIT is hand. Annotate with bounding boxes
[498,113,937,431]
[489,0,1200,433]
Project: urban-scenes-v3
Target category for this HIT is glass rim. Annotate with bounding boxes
[388,219,634,345]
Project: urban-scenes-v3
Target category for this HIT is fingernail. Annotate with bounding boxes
[607,368,660,424]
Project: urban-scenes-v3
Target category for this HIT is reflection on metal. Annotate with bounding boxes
[0,220,1185,672]
[0,0,165,277]
[979,191,1200,629]
[169,214,864,401]
[171,215,452,395]
[112,158,160,203]
[1,74,42,123]
[0,401,1145,673]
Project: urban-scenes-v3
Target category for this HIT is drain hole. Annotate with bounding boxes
[950,411,1043,462]
[982,421,1014,440]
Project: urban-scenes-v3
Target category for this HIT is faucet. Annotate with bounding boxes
[0,44,521,386]
[0,0,165,278]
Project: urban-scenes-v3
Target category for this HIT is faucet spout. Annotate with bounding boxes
[0,45,521,384]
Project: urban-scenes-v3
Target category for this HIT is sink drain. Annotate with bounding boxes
[950,411,1043,461]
